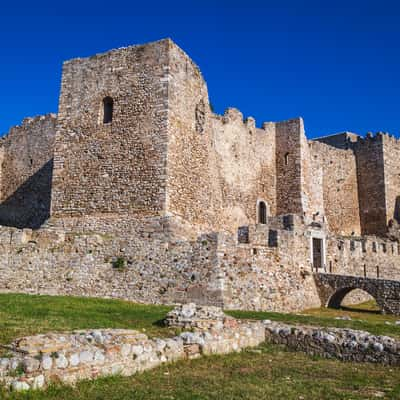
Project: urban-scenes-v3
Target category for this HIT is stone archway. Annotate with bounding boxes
[313,273,400,315]
[326,287,379,310]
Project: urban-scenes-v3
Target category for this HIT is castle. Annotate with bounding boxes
[1,38,400,311]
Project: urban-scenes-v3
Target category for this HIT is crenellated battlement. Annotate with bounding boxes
[0,114,56,143]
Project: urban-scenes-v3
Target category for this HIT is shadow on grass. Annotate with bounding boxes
[152,319,167,328]
[339,305,381,315]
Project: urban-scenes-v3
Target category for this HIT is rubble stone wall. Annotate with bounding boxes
[51,40,170,218]
[265,321,400,365]
[165,43,215,232]
[0,115,56,228]
[210,113,277,233]
[354,135,387,235]
[2,211,400,312]
[275,118,304,215]
[310,141,361,236]
[0,215,323,313]
[216,220,322,312]
[382,135,400,226]
[0,216,224,307]
[166,43,278,235]
[0,307,265,391]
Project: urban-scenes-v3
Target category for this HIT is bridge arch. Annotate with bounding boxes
[313,273,400,315]
[326,286,380,309]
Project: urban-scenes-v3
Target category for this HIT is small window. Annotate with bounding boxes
[361,241,366,253]
[284,152,289,165]
[103,97,113,124]
[268,230,278,247]
[238,226,249,244]
[381,243,387,253]
[372,242,377,253]
[350,241,355,251]
[258,201,267,224]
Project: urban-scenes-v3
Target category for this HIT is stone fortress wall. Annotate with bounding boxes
[0,115,56,229]
[309,140,361,236]
[0,212,399,311]
[0,38,400,312]
[51,41,170,219]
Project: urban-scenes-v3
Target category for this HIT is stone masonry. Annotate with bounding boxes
[1,38,400,312]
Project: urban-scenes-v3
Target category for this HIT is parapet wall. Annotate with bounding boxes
[326,235,400,281]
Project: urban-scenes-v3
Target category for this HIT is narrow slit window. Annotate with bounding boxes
[284,152,289,165]
[103,97,114,124]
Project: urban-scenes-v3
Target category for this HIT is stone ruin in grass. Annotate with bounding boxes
[1,303,400,392]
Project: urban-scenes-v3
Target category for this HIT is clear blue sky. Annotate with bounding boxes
[1,0,400,138]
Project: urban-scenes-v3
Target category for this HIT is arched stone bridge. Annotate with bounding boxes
[314,273,400,315]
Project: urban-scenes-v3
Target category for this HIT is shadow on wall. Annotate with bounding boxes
[0,159,53,229]
[394,196,400,223]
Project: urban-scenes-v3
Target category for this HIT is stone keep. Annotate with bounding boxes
[1,38,400,312]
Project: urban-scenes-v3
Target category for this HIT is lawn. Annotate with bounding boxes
[0,293,400,399]
[0,294,399,347]
[1,343,399,400]
[0,293,174,347]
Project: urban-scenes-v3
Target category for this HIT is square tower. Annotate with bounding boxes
[51,39,171,218]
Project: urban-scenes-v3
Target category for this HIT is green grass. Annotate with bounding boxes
[228,300,400,339]
[0,294,399,346]
[0,293,174,348]
[0,294,400,399]
[1,343,399,400]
